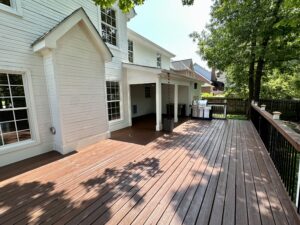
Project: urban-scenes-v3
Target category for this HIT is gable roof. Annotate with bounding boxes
[171,59,194,71]
[194,63,212,81]
[32,8,112,62]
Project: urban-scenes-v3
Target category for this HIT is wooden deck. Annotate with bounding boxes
[0,120,299,225]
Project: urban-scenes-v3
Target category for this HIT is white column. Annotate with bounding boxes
[41,49,65,153]
[156,77,162,131]
[187,83,192,116]
[174,84,178,123]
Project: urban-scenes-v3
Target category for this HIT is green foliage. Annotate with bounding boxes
[191,0,300,100]
[201,93,214,98]
[92,0,194,12]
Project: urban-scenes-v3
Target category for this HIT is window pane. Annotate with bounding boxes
[15,109,28,120]
[0,86,10,97]
[3,132,18,145]
[16,120,29,131]
[13,97,26,108]
[11,86,25,96]
[1,122,16,133]
[9,74,23,85]
[0,73,8,85]
[0,111,14,122]
[0,98,12,109]
[0,0,11,6]
[0,135,3,146]
[18,130,31,141]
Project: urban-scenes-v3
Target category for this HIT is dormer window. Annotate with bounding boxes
[128,40,133,63]
[101,8,117,46]
[157,53,161,68]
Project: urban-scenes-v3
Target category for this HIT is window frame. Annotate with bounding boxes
[157,53,162,68]
[0,0,22,16]
[0,68,39,155]
[106,81,122,122]
[101,8,118,47]
[128,40,134,63]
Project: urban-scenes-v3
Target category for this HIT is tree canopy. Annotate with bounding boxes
[93,0,194,12]
[191,0,300,100]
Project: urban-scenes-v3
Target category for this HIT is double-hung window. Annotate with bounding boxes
[128,40,133,63]
[157,53,161,68]
[0,73,31,147]
[106,81,121,121]
[101,8,117,46]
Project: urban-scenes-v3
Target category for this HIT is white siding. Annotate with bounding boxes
[55,24,109,150]
[0,1,126,165]
[130,40,171,70]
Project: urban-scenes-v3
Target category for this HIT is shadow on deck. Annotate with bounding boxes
[0,119,299,225]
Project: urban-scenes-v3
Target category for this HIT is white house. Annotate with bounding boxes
[0,0,202,166]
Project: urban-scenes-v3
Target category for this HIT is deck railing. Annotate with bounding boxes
[203,97,300,121]
[250,103,300,212]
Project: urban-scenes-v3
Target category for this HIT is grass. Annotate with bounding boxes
[227,114,248,120]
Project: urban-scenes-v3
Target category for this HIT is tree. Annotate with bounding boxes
[191,0,300,102]
[92,0,194,12]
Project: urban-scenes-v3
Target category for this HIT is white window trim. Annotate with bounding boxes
[100,8,118,47]
[0,0,23,16]
[128,40,134,63]
[106,80,123,123]
[0,67,40,155]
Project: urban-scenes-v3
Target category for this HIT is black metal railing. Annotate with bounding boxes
[251,104,300,213]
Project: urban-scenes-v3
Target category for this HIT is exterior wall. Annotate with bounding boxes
[202,86,213,94]
[0,1,122,165]
[191,81,202,100]
[130,84,155,118]
[54,24,109,151]
[129,39,171,70]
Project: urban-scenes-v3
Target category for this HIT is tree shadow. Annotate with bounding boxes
[0,157,162,224]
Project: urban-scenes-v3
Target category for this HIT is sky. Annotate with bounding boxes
[128,0,213,70]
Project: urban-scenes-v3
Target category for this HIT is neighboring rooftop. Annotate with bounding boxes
[171,59,193,71]
[194,63,212,81]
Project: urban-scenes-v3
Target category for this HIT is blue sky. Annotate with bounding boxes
[128,0,212,69]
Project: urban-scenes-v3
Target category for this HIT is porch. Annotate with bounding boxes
[0,119,299,225]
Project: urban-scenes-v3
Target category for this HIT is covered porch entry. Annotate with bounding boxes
[124,63,191,132]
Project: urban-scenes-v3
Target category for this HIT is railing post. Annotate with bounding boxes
[297,160,300,212]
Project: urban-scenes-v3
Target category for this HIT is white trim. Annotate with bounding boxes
[0,0,23,17]
[32,9,112,62]
[0,67,40,155]
[106,80,123,122]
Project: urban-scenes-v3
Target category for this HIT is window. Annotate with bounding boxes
[0,73,31,147]
[194,83,198,89]
[145,86,151,98]
[106,81,121,121]
[0,0,11,6]
[128,40,133,63]
[101,8,117,46]
[157,53,161,68]
[0,0,22,15]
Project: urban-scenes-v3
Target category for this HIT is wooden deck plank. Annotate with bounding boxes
[240,120,262,225]
[0,119,299,225]
[222,120,238,225]
[92,121,223,225]
[235,121,248,225]
[133,121,224,225]
[169,120,227,225]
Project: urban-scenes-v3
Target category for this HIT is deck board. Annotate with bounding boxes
[0,120,299,225]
